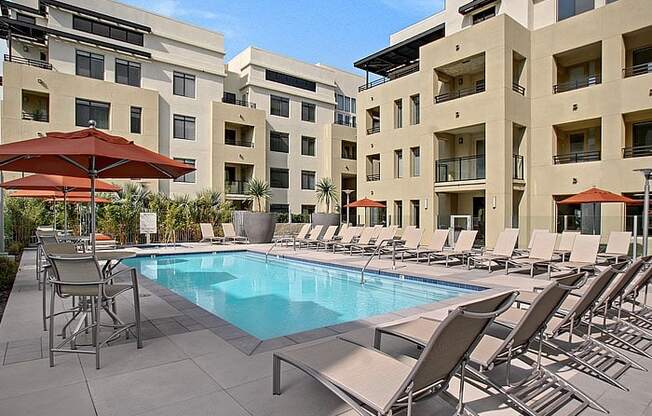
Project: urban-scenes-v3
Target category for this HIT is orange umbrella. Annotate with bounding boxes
[0,127,194,253]
[344,197,386,208]
[558,187,636,235]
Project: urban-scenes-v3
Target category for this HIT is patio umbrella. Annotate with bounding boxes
[1,174,119,232]
[344,198,386,226]
[558,187,637,234]
[0,127,194,253]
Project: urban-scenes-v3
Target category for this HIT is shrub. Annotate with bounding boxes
[6,241,24,257]
[0,257,18,291]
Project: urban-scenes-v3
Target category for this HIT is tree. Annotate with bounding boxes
[315,177,338,213]
[245,178,271,212]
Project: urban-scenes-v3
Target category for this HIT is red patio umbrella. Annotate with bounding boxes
[344,198,386,226]
[558,187,637,234]
[0,127,194,253]
[1,174,119,231]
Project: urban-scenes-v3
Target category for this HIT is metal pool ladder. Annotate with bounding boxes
[360,239,397,284]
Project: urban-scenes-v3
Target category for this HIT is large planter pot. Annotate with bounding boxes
[311,213,340,227]
[243,212,276,243]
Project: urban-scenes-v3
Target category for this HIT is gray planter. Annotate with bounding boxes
[311,213,340,227]
[243,212,276,243]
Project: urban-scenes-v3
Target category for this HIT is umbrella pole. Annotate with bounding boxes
[63,191,68,234]
[90,158,97,256]
[53,198,56,230]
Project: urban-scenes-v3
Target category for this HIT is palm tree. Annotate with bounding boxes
[245,178,271,212]
[315,177,339,213]
[191,189,222,224]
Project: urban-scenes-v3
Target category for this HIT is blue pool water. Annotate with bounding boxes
[123,252,480,340]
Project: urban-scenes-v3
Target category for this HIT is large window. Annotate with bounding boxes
[173,115,196,140]
[75,99,109,129]
[634,122,652,148]
[76,50,104,80]
[394,149,404,178]
[410,147,421,177]
[115,59,141,87]
[270,168,289,188]
[270,131,289,153]
[394,99,403,129]
[72,16,144,46]
[301,170,316,190]
[341,141,356,160]
[173,158,196,183]
[301,102,316,122]
[558,0,594,21]
[301,136,316,156]
[270,95,289,117]
[130,107,141,134]
[270,204,289,214]
[266,69,316,92]
[410,94,420,125]
[173,72,195,98]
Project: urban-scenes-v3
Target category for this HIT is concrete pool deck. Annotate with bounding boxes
[1,243,652,416]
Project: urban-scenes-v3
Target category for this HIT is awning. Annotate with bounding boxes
[459,0,497,15]
[354,23,445,77]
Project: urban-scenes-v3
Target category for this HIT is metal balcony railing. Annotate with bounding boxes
[4,54,52,70]
[22,111,49,122]
[553,150,601,164]
[512,82,526,95]
[434,80,485,103]
[623,144,652,159]
[435,155,485,183]
[225,137,253,148]
[623,62,652,78]
[366,173,381,182]
[367,125,380,135]
[358,63,419,92]
[221,95,256,109]
[513,154,524,180]
[553,74,601,94]
[224,180,250,194]
[335,119,356,127]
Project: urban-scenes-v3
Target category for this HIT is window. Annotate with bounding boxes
[410,147,421,177]
[473,6,496,24]
[16,13,35,24]
[394,99,403,129]
[173,72,195,98]
[410,94,420,125]
[270,168,289,188]
[223,92,236,104]
[270,131,289,153]
[270,95,289,117]
[173,115,196,140]
[301,171,316,190]
[225,129,236,145]
[115,59,141,87]
[351,98,356,113]
[394,150,404,178]
[410,200,420,228]
[173,158,196,183]
[72,16,144,46]
[266,69,316,92]
[75,50,104,80]
[558,0,594,21]
[75,99,109,129]
[341,141,356,160]
[270,204,289,214]
[634,122,652,148]
[301,102,316,122]
[130,107,141,134]
[301,136,316,156]
[301,205,315,217]
[394,201,403,228]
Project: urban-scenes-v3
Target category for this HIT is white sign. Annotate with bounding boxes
[140,212,157,234]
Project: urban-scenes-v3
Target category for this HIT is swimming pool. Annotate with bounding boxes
[123,252,481,340]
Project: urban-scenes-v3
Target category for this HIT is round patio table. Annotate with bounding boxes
[95,250,137,275]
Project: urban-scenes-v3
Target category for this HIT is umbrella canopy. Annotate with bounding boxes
[0,174,119,193]
[558,187,637,205]
[344,197,386,208]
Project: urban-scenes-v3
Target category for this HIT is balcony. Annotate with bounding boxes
[224,122,255,148]
[367,126,380,135]
[358,63,419,92]
[435,81,485,103]
[623,145,652,158]
[21,110,48,122]
[225,138,253,148]
[553,150,601,165]
[434,53,486,104]
[623,27,652,79]
[552,74,601,94]
[4,54,52,70]
[224,180,249,194]
[512,82,525,96]
[21,90,49,123]
[366,173,381,182]
[513,155,524,180]
[623,63,652,78]
[436,155,485,183]
[222,94,256,109]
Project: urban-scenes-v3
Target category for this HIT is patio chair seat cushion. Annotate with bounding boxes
[62,283,132,298]
[280,338,412,411]
[469,335,505,368]
[380,317,442,345]
[516,290,579,312]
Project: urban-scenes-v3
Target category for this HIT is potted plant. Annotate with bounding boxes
[311,177,340,227]
[243,178,276,243]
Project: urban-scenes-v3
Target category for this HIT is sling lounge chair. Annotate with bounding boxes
[307,225,338,249]
[554,231,580,261]
[597,231,632,264]
[379,227,423,259]
[468,228,519,272]
[199,223,223,244]
[549,234,600,276]
[317,226,360,251]
[506,232,557,277]
[349,226,398,255]
[296,225,323,248]
[400,229,449,262]
[333,227,374,253]
[427,230,477,267]
[222,223,248,244]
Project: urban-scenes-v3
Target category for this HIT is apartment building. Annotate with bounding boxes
[0,0,361,217]
[354,0,652,247]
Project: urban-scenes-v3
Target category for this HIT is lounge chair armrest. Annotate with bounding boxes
[48,279,108,286]
[458,291,519,319]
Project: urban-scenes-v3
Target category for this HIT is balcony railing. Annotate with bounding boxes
[435,155,485,183]
[225,138,253,148]
[553,74,601,94]
[512,82,526,95]
[553,150,601,164]
[335,119,356,127]
[224,180,250,194]
[366,173,381,182]
[513,155,524,180]
[358,63,419,92]
[434,80,485,104]
[623,62,652,78]
[623,144,652,159]
[22,111,48,122]
[367,125,380,135]
[221,96,256,109]
[4,54,52,70]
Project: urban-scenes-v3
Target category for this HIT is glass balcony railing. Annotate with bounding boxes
[434,80,485,104]
[224,180,250,194]
[435,155,485,183]
[553,150,601,164]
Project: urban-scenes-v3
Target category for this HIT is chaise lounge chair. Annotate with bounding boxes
[554,230,580,261]
[597,231,632,264]
[400,229,449,262]
[505,231,557,277]
[379,227,423,260]
[467,228,519,272]
[296,225,324,248]
[273,291,518,416]
[332,226,374,253]
[427,230,477,267]
[349,226,398,255]
[199,223,223,244]
[548,234,600,276]
[317,226,360,251]
[222,223,248,244]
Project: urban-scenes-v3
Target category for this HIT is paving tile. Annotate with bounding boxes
[167,329,235,358]
[133,390,249,416]
[89,359,220,416]
[227,335,261,355]
[194,314,230,329]
[154,322,189,336]
[209,324,250,340]
[326,320,371,334]
[0,381,95,416]
[193,349,282,390]
[253,337,296,354]
[0,354,84,400]
[285,327,338,344]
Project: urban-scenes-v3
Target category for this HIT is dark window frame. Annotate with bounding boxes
[266,69,316,92]
[301,136,316,156]
[270,131,289,153]
[173,114,196,140]
[301,170,316,190]
[301,101,316,122]
[75,98,110,129]
[72,15,144,46]
[173,71,196,98]
[173,158,196,183]
[115,58,141,87]
[270,168,289,189]
[270,95,290,118]
[130,106,142,134]
[75,50,104,80]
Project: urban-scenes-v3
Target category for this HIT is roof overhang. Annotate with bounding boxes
[459,0,497,15]
[41,0,151,32]
[354,23,445,77]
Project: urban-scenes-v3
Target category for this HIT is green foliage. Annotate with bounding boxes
[275,213,288,223]
[4,197,49,246]
[0,257,18,291]
[245,178,271,212]
[315,177,339,213]
[6,241,24,256]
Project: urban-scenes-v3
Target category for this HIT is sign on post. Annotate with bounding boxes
[140,212,157,244]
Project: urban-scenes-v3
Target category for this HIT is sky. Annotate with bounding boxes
[118,0,446,74]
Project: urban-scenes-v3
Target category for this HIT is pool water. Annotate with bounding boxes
[123,252,480,340]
